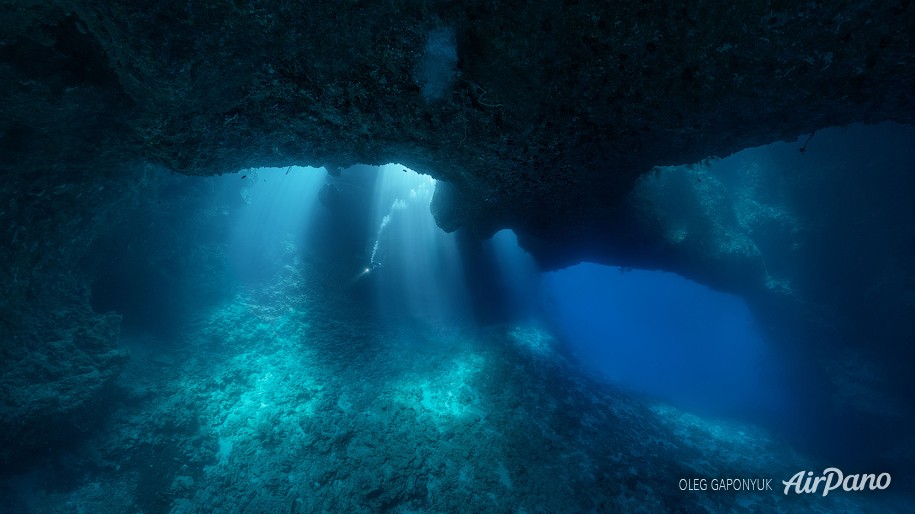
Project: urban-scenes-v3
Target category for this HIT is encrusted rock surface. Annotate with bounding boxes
[3,1,914,291]
[618,124,915,466]
[4,1,914,242]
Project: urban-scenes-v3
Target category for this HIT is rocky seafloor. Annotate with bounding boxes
[2,252,909,514]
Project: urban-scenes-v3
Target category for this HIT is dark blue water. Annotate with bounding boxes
[541,263,788,420]
[7,126,915,512]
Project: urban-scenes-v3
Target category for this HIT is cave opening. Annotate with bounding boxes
[86,158,796,428]
[540,263,790,423]
[64,124,915,510]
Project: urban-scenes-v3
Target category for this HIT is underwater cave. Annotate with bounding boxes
[2,2,915,513]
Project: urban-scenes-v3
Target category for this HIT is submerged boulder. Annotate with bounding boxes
[0,305,126,467]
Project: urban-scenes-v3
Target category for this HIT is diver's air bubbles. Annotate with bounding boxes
[369,201,405,266]
[367,169,434,268]
[368,164,467,323]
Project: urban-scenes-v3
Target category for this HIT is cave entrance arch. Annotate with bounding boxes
[540,262,790,422]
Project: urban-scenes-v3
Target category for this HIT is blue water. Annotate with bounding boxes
[541,263,787,420]
[228,166,326,282]
[8,130,915,512]
[367,165,470,324]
